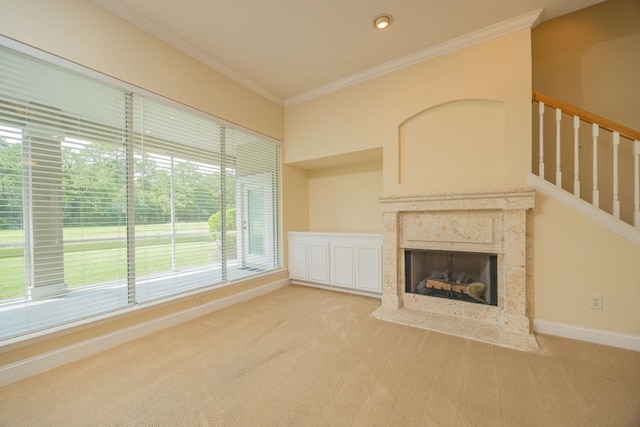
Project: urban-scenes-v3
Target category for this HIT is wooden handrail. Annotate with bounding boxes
[533,90,640,142]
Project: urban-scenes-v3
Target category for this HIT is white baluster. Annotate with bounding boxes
[634,141,640,228]
[538,102,545,178]
[573,116,580,197]
[612,132,620,219]
[555,108,562,187]
[592,123,600,208]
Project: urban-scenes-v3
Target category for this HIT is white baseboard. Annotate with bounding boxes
[291,280,382,299]
[0,278,290,387]
[534,319,640,352]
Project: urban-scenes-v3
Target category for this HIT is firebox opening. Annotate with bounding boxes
[405,249,497,306]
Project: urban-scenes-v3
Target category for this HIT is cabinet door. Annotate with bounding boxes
[355,244,382,292]
[308,241,329,284]
[330,242,355,288]
[288,239,308,280]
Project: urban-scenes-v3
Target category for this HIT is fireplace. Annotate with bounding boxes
[405,249,497,306]
[374,189,539,351]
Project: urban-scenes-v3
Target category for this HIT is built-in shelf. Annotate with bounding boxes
[286,147,382,170]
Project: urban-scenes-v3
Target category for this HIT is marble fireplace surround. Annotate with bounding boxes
[373,189,539,351]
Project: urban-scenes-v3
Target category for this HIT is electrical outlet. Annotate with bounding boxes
[589,294,603,310]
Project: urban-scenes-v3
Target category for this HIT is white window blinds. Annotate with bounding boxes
[226,127,280,280]
[0,45,132,338]
[0,42,280,341]
[132,96,225,302]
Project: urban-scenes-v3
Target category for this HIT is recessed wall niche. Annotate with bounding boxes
[288,147,383,233]
[398,99,505,188]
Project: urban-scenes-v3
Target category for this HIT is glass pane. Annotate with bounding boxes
[226,127,279,280]
[134,147,223,302]
[0,125,25,300]
[173,157,220,269]
[62,137,128,289]
[134,151,172,277]
[224,169,237,264]
[248,188,264,255]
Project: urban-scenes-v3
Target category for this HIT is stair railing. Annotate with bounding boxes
[533,91,640,230]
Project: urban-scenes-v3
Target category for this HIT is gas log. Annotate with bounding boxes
[416,276,487,303]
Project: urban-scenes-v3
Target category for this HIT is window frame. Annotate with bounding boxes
[0,35,282,342]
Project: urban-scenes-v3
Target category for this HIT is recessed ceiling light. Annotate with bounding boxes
[373,13,393,30]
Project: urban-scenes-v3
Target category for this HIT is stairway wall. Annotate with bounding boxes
[533,193,640,337]
[531,0,640,343]
[532,0,640,130]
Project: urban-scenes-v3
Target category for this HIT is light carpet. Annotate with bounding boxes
[0,285,639,426]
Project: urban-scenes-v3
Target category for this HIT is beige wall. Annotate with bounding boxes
[531,0,640,335]
[0,0,288,366]
[282,164,310,237]
[534,194,640,335]
[285,28,532,233]
[285,29,533,198]
[308,160,383,233]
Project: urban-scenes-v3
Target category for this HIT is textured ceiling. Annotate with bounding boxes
[92,0,604,104]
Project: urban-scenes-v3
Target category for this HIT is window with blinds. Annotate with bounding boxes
[0,42,280,340]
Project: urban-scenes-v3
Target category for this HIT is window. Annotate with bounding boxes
[0,43,280,341]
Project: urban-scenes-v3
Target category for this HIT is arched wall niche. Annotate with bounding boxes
[398,99,505,193]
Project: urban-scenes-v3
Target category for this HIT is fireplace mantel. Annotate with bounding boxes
[374,189,539,351]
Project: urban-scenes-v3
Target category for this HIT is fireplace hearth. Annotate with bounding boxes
[374,189,539,351]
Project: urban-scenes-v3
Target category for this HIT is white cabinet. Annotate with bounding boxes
[355,244,382,292]
[308,241,329,284]
[330,242,354,289]
[288,239,308,281]
[288,232,382,296]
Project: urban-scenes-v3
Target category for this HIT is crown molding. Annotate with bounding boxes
[92,1,542,109]
[284,9,543,107]
[91,0,284,106]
